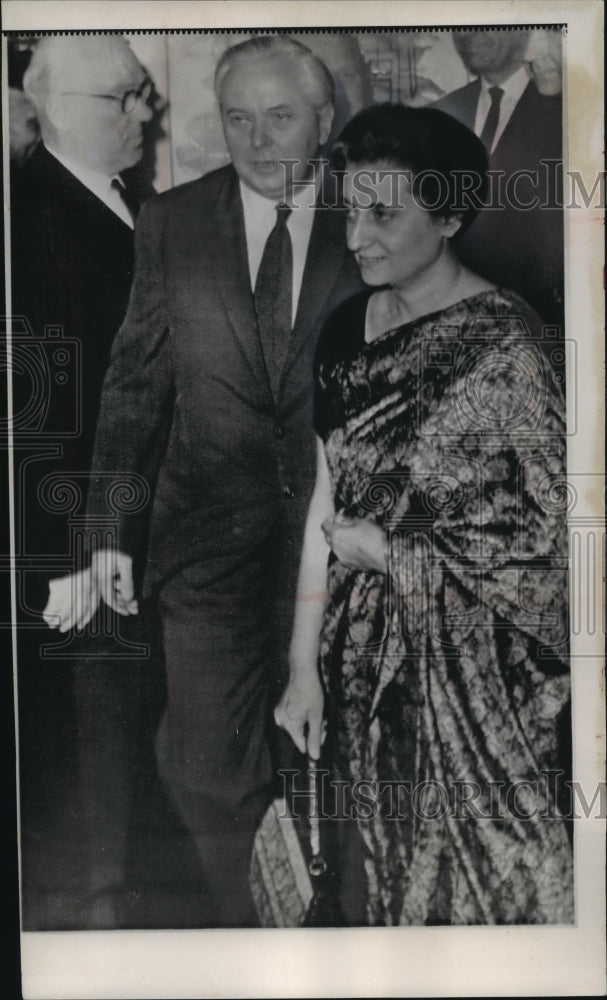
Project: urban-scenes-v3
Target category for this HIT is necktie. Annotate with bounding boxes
[254,203,293,399]
[111,176,141,223]
[479,85,504,153]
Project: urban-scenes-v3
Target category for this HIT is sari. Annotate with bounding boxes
[315,288,573,925]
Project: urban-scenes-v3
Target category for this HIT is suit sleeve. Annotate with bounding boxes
[86,195,173,565]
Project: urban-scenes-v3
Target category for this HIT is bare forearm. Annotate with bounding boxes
[275,439,332,758]
[289,518,330,675]
[289,440,334,675]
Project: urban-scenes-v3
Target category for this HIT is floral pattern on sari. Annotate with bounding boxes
[315,289,573,925]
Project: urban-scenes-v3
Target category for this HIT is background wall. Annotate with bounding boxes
[11,29,567,194]
[122,30,471,191]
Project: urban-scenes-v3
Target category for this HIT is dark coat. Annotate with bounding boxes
[433,78,564,325]
[10,144,138,461]
[10,143,161,922]
[88,163,361,649]
[10,143,148,603]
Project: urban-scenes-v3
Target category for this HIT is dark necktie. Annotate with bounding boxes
[254,203,293,399]
[111,176,142,223]
[479,85,504,153]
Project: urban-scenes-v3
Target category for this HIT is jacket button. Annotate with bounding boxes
[275,425,284,440]
[282,484,295,500]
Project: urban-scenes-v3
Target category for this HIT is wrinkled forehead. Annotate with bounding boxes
[50,37,143,94]
[219,52,307,106]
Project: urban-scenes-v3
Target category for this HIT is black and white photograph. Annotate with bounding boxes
[2,1,604,997]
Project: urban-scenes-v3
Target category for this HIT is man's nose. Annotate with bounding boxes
[250,117,269,149]
[132,97,153,123]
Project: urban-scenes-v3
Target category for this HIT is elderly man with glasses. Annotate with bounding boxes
[10,34,159,929]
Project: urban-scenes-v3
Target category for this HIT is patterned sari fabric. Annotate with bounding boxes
[315,289,573,925]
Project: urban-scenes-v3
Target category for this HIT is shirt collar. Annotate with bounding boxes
[239,171,320,218]
[480,65,531,104]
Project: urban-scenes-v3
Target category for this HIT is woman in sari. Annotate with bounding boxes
[275,104,572,925]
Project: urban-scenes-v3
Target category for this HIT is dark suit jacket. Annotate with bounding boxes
[10,144,146,604]
[433,78,564,325]
[10,145,166,909]
[88,164,361,617]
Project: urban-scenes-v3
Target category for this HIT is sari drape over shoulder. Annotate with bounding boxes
[315,289,572,925]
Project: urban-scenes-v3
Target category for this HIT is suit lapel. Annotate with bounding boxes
[208,167,351,406]
[36,145,134,235]
[278,182,355,401]
[209,167,273,397]
[491,81,537,161]
[292,203,347,339]
[457,79,481,131]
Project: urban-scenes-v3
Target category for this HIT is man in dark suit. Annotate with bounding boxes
[10,35,158,927]
[433,29,563,326]
[73,35,360,927]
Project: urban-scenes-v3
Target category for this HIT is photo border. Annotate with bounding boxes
[2,2,604,997]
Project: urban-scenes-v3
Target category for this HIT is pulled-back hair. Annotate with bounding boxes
[215,35,335,112]
[331,103,489,235]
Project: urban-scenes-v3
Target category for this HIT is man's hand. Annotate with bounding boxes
[274,668,326,761]
[91,548,139,617]
[321,510,387,573]
[43,568,99,633]
[42,549,138,632]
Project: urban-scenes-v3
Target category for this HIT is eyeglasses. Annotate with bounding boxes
[61,78,153,115]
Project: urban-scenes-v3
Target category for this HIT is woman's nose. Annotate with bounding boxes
[346,211,370,251]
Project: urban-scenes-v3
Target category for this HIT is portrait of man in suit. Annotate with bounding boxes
[433,28,564,326]
[10,34,161,928]
[72,34,361,927]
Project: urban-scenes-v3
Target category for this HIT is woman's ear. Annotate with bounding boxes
[439,213,464,239]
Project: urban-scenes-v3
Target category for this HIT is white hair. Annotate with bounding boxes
[22,37,58,111]
[23,34,133,112]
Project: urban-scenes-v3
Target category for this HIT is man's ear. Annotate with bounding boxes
[318,102,334,146]
[45,93,71,131]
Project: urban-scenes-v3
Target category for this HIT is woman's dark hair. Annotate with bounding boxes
[331,103,489,236]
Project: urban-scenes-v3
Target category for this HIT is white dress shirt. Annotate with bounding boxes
[45,145,135,229]
[239,178,318,328]
[473,65,531,154]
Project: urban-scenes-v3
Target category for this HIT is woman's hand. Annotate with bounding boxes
[274,668,326,760]
[321,510,387,573]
